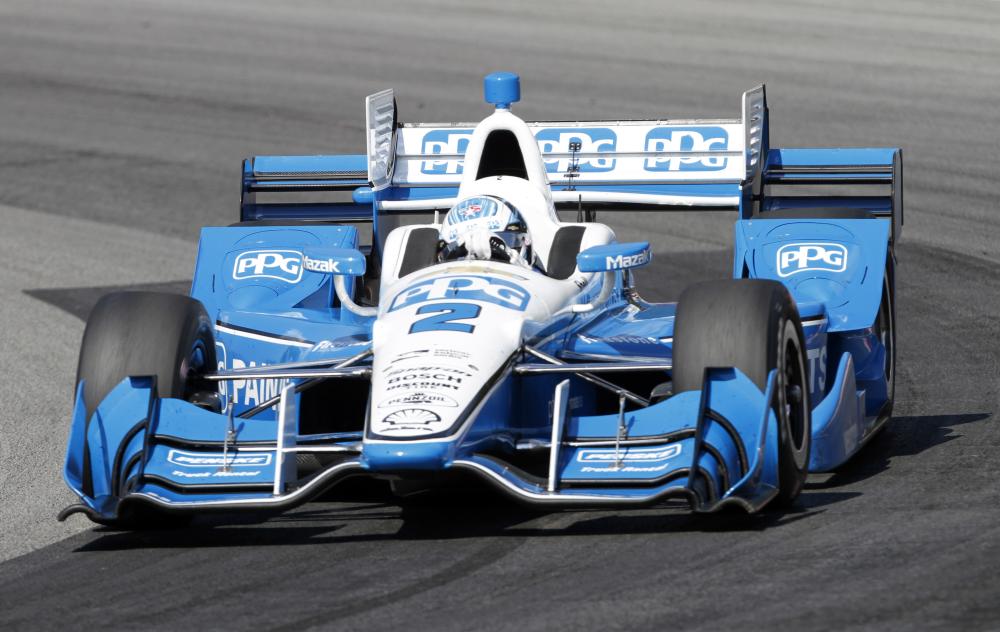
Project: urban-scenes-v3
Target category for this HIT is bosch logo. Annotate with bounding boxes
[777,242,848,277]
[420,129,473,175]
[233,250,303,283]
[536,128,617,173]
[643,127,729,172]
[389,275,530,312]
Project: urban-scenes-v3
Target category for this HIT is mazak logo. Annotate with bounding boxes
[389,275,530,312]
[776,242,848,277]
[167,449,272,468]
[233,250,303,283]
[643,127,729,172]
[536,128,617,173]
[420,129,473,175]
[303,256,340,274]
[605,251,650,270]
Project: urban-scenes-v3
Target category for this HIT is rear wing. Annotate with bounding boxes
[371,86,767,211]
[239,81,901,245]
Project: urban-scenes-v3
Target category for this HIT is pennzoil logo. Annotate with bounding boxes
[378,392,460,408]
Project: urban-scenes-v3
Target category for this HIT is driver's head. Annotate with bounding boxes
[439,195,528,255]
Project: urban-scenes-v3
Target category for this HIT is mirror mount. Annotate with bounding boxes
[302,247,376,317]
[558,242,653,315]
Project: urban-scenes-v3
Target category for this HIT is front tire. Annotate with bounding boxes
[76,291,216,420]
[673,280,811,506]
[75,291,215,528]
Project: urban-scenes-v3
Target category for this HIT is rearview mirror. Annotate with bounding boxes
[576,242,651,273]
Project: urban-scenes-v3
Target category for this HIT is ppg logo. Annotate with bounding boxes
[777,242,848,277]
[233,250,303,283]
[389,275,529,312]
[536,128,617,173]
[420,129,473,175]
[643,127,729,172]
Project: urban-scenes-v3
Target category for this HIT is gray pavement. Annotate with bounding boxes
[0,204,195,560]
[0,0,998,629]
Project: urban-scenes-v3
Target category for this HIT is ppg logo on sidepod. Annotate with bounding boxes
[776,242,848,277]
[233,250,304,283]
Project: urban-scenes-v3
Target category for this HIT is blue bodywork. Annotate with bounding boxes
[62,75,900,523]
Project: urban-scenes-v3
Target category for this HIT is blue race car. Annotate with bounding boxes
[61,72,899,526]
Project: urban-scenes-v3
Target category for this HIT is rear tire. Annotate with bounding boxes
[874,260,896,418]
[673,280,811,506]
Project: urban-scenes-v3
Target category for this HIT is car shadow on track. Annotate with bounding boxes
[805,412,991,490]
[72,414,990,554]
[72,488,858,553]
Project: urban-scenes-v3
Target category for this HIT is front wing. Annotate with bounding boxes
[61,362,785,523]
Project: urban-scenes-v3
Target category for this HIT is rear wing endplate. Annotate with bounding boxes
[760,147,903,243]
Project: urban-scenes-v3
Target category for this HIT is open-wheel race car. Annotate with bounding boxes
[61,72,900,526]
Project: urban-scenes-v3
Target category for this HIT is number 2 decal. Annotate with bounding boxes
[409,302,482,334]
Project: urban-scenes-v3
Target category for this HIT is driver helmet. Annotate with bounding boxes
[439,195,529,254]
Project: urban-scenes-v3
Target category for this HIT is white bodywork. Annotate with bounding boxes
[368,102,615,439]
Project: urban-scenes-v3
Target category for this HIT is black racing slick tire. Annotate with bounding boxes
[75,292,215,528]
[673,280,811,506]
[875,259,896,420]
[76,291,216,420]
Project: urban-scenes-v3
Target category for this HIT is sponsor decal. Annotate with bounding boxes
[536,128,617,173]
[420,129,473,175]
[381,408,441,426]
[643,127,729,172]
[432,348,471,361]
[233,250,303,283]
[384,370,466,392]
[302,256,341,274]
[386,381,461,392]
[311,338,369,353]
[378,392,460,408]
[389,275,529,312]
[227,358,289,408]
[776,242,848,277]
[577,334,656,345]
[167,449,272,468]
[384,365,473,378]
[389,349,430,363]
[172,470,263,479]
[576,444,682,474]
[604,250,650,270]
[807,344,828,395]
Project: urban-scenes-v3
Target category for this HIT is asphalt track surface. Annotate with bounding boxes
[0,0,998,629]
